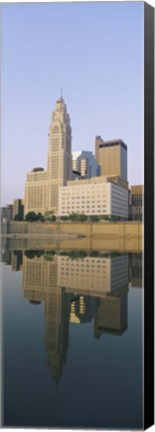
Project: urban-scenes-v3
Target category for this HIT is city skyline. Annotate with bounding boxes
[2,2,144,205]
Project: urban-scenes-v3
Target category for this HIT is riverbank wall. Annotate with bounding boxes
[2,220,143,238]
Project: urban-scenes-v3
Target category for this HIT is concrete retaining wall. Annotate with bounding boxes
[3,221,143,238]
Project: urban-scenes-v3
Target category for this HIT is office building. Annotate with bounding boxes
[13,199,24,220]
[59,176,128,219]
[95,137,127,181]
[72,170,81,180]
[1,204,13,223]
[129,185,144,220]
[24,97,72,216]
[95,136,104,163]
[72,150,99,178]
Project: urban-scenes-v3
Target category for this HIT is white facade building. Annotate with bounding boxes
[58,176,128,218]
[72,150,99,178]
[57,254,128,298]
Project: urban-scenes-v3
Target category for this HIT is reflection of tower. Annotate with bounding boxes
[22,254,70,382]
[44,260,70,382]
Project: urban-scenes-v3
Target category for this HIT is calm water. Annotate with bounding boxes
[1,248,143,429]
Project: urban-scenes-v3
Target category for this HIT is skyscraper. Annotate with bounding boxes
[72,150,99,178]
[24,97,72,216]
[47,97,72,212]
[95,137,127,181]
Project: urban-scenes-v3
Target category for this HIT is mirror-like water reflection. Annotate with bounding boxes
[2,247,143,429]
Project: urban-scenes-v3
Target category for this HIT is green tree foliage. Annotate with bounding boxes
[60,216,69,221]
[77,214,88,222]
[37,212,45,221]
[14,214,22,221]
[90,215,100,222]
[44,211,56,222]
[24,250,44,259]
[25,212,39,222]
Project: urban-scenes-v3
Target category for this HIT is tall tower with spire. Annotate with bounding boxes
[47,97,72,213]
[24,96,72,216]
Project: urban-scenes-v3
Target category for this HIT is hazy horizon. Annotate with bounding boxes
[1,2,144,205]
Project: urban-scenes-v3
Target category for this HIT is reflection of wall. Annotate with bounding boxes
[58,255,128,298]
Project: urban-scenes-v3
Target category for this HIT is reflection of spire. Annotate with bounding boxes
[20,250,131,379]
[22,254,70,382]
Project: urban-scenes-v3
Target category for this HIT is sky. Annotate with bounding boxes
[1,2,144,205]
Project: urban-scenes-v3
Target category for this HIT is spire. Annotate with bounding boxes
[60,87,63,99]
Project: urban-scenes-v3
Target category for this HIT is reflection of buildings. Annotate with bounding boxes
[23,255,70,382]
[57,254,128,297]
[94,289,128,337]
[2,249,135,380]
[58,254,129,336]
[70,296,98,324]
[12,251,23,271]
[129,253,142,288]
[1,249,12,266]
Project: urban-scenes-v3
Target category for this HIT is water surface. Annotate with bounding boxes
[2,248,143,429]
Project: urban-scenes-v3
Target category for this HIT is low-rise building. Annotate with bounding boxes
[58,176,128,219]
[1,204,13,222]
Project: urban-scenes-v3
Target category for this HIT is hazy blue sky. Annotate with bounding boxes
[2,2,144,205]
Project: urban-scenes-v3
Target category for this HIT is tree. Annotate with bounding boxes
[25,212,38,222]
[14,214,22,221]
[90,215,100,222]
[69,213,79,221]
[78,214,88,222]
[102,215,110,221]
[37,213,45,222]
[24,250,44,258]
[44,211,56,222]
[60,216,69,221]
